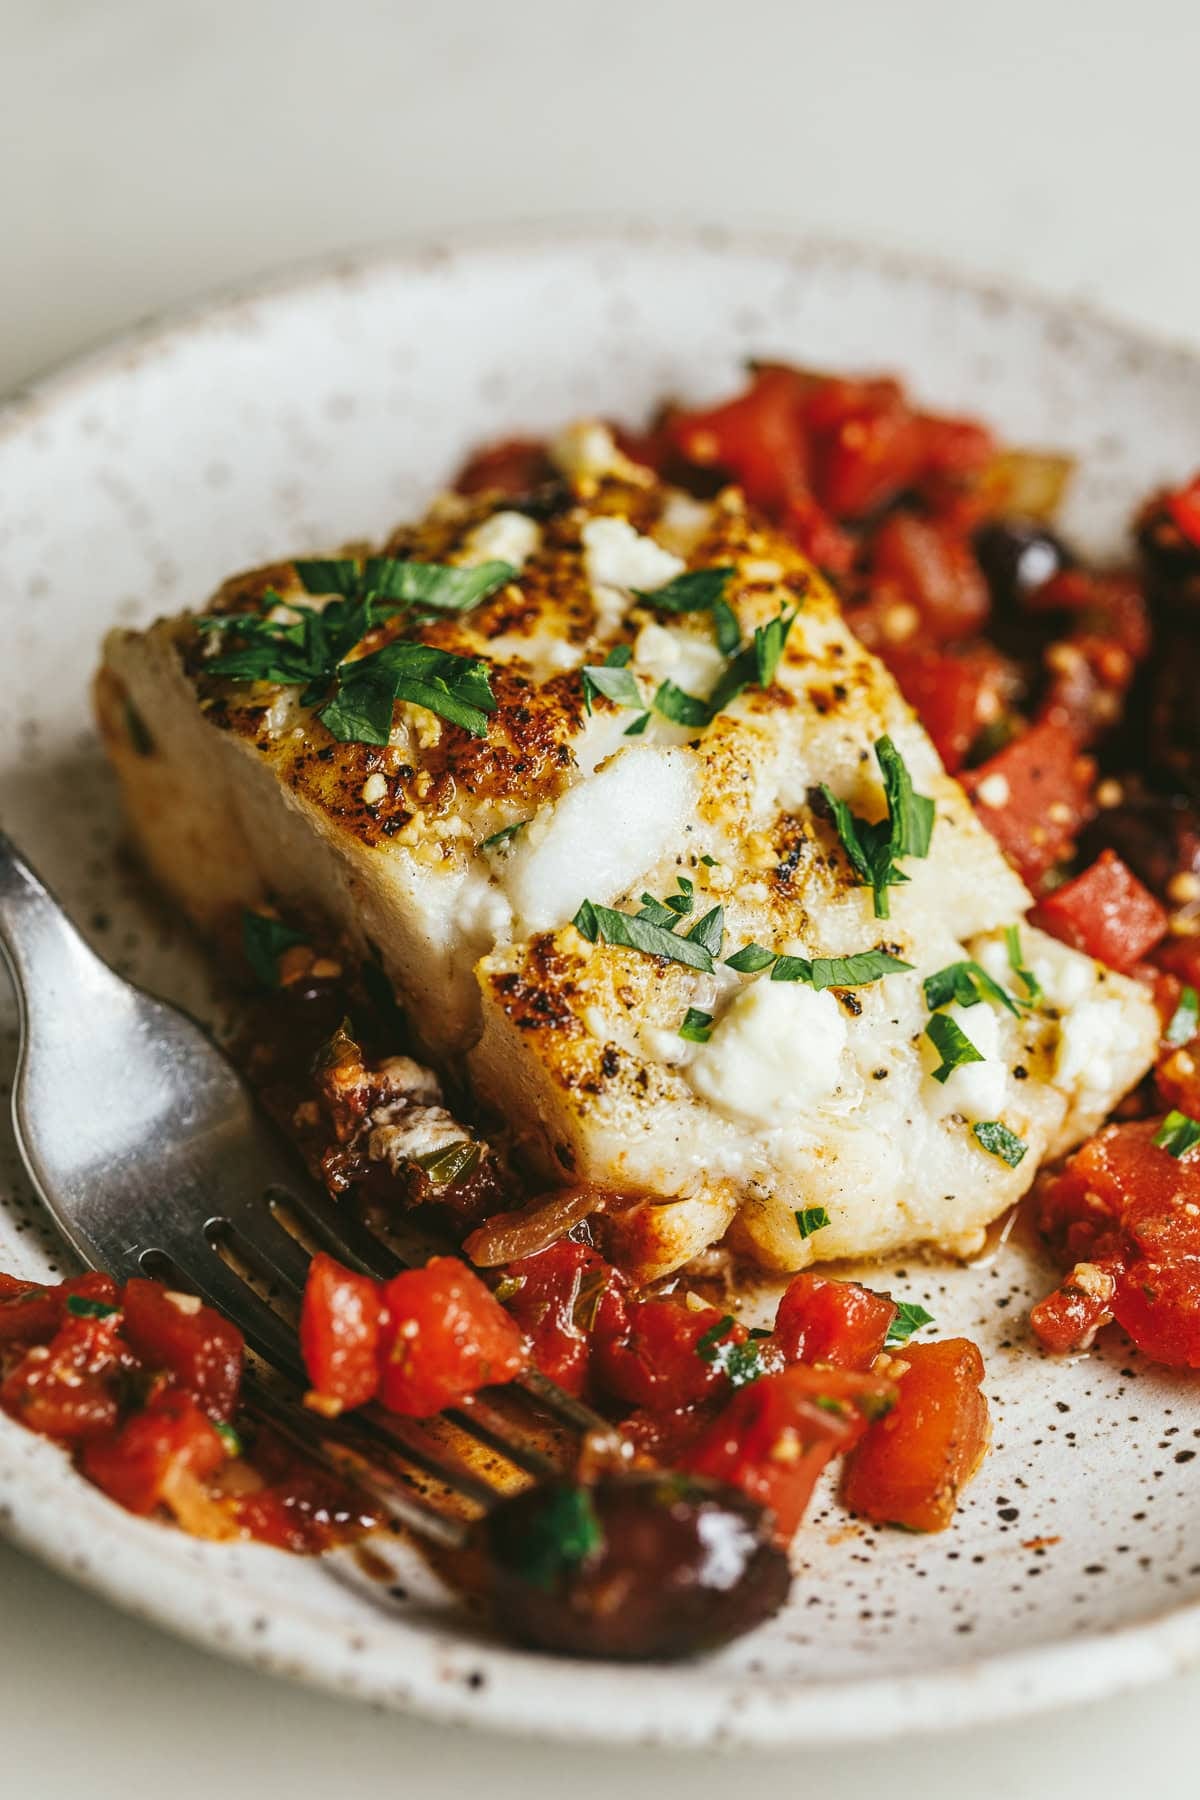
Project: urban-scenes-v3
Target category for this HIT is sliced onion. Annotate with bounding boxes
[464,1184,614,1267]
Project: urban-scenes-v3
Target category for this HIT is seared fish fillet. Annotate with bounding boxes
[97,426,1159,1280]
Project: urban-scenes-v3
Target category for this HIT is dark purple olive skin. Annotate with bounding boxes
[478,1472,791,1661]
[974,519,1073,612]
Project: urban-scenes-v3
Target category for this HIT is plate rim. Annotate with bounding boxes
[4,221,1200,1747]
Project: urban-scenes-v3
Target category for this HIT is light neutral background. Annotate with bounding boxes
[3,1,1198,1793]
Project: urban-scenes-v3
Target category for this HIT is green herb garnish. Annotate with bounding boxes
[770,950,915,991]
[582,644,644,715]
[572,899,715,972]
[972,1120,1028,1167]
[509,1483,605,1591]
[685,904,726,960]
[679,1007,714,1043]
[636,567,742,656]
[725,942,777,974]
[924,1012,985,1084]
[411,1140,482,1186]
[1004,925,1043,1004]
[65,1294,121,1320]
[821,736,935,919]
[924,960,1020,1016]
[480,819,530,851]
[214,1422,243,1457]
[652,680,713,728]
[885,1301,935,1347]
[795,1206,831,1239]
[1166,985,1199,1049]
[1154,1110,1200,1159]
[200,557,510,743]
[696,1315,764,1389]
[242,910,308,987]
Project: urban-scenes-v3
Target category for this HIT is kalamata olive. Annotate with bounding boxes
[478,1472,791,1660]
[974,519,1073,611]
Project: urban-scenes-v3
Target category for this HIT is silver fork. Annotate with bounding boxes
[0,831,791,1658]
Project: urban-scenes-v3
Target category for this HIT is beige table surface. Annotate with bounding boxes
[3,1,1199,1792]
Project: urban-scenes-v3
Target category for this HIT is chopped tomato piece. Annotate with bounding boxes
[963,718,1095,891]
[1036,1119,1200,1368]
[874,640,1010,773]
[0,1270,120,1345]
[916,413,995,481]
[669,366,811,514]
[684,1364,897,1542]
[1030,1260,1120,1355]
[592,1294,755,1411]
[81,1388,225,1515]
[0,1314,124,1442]
[453,437,554,497]
[868,514,990,640]
[299,1253,385,1412]
[781,492,855,573]
[121,1278,244,1422]
[1166,474,1200,549]
[1032,849,1168,972]
[772,1272,897,1370]
[377,1257,526,1417]
[500,1239,618,1396]
[841,1338,990,1532]
[813,404,926,520]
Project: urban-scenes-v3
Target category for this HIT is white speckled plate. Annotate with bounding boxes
[3,226,1200,1748]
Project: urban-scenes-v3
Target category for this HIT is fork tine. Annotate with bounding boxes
[167,1248,311,1384]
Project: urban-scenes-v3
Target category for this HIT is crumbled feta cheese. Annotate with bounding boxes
[582,517,685,635]
[361,772,388,806]
[687,979,847,1126]
[460,511,541,571]
[924,1001,1008,1120]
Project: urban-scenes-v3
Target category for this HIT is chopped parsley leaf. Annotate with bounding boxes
[725,942,777,974]
[623,711,651,736]
[215,1422,243,1457]
[200,558,510,743]
[706,608,799,715]
[795,1206,830,1239]
[582,645,644,714]
[1153,1110,1200,1159]
[636,567,742,654]
[65,1293,121,1320]
[820,736,935,919]
[1166,985,1199,1049]
[572,899,716,972]
[1004,925,1043,1004]
[684,904,726,959]
[770,949,915,991]
[696,1315,765,1389]
[679,1007,714,1043]
[924,959,1020,1016]
[507,1483,605,1591]
[411,1140,482,1186]
[924,1012,985,1084]
[972,1120,1028,1167]
[653,679,713,728]
[480,819,530,851]
[242,910,308,987]
[885,1300,935,1346]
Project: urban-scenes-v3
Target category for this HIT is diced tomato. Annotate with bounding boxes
[121,1278,244,1422]
[781,492,856,573]
[813,404,926,520]
[963,718,1096,891]
[299,1253,385,1413]
[1153,936,1200,994]
[1035,1119,1200,1368]
[841,1338,990,1532]
[772,1272,897,1370]
[500,1239,618,1396]
[1165,474,1200,549]
[916,413,996,481]
[0,1270,120,1345]
[868,514,990,641]
[1030,1260,1120,1355]
[81,1387,226,1515]
[591,1294,756,1411]
[1032,849,1168,972]
[453,437,554,497]
[874,640,1011,773]
[377,1257,526,1417]
[0,1315,124,1442]
[684,1364,897,1542]
[669,366,811,515]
